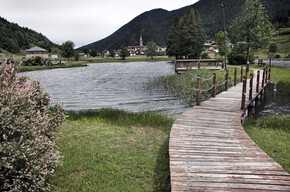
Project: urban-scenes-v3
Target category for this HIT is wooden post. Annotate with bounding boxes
[241,66,243,82]
[212,73,216,97]
[196,75,201,105]
[265,67,268,83]
[249,74,253,100]
[198,60,200,69]
[234,68,237,86]
[241,76,247,110]
[225,70,229,91]
[262,69,265,88]
[268,66,271,81]
[256,71,260,93]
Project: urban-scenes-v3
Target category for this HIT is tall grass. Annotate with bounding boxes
[145,69,237,106]
[67,108,175,131]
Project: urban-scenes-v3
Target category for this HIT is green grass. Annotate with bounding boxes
[146,68,244,106]
[244,116,290,173]
[83,55,173,63]
[255,27,290,60]
[18,61,88,72]
[49,109,174,192]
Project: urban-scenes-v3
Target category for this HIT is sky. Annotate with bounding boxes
[0,0,198,48]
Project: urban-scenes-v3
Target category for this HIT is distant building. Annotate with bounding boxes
[127,35,147,55]
[25,46,49,59]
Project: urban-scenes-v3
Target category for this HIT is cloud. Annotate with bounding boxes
[0,0,197,47]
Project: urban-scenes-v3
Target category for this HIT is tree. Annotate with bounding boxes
[215,31,228,58]
[230,0,272,72]
[109,49,115,58]
[90,49,98,57]
[83,46,90,55]
[119,45,129,60]
[146,41,157,59]
[166,8,204,59]
[60,41,75,60]
[269,43,277,53]
[74,50,80,61]
[166,16,179,59]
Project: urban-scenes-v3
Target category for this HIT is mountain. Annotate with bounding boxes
[0,17,58,53]
[79,0,290,51]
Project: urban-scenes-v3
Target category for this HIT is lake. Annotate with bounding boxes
[24,61,188,116]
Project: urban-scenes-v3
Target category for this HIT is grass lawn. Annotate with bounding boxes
[49,109,174,192]
[244,116,290,173]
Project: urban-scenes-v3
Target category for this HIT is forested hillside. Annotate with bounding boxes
[79,0,290,51]
[0,17,58,53]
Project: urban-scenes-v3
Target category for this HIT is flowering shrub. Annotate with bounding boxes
[0,63,66,191]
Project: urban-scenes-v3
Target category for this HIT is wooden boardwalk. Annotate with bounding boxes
[169,71,290,191]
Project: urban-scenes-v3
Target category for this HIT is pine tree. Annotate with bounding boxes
[167,8,204,59]
[166,16,179,59]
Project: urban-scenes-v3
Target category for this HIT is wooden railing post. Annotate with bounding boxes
[265,67,268,83]
[241,76,247,110]
[268,66,271,81]
[241,66,243,82]
[197,75,201,105]
[256,71,260,93]
[249,74,253,100]
[262,68,265,88]
[225,70,229,91]
[198,60,200,69]
[234,68,237,86]
[212,73,216,97]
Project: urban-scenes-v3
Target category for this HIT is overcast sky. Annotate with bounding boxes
[0,0,198,48]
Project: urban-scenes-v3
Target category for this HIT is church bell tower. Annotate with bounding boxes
[139,35,143,46]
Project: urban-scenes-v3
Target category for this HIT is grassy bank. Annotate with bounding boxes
[18,61,88,72]
[49,109,174,192]
[244,116,290,173]
[81,55,173,63]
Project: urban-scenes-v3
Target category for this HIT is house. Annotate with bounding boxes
[127,35,147,55]
[25,46,49,59]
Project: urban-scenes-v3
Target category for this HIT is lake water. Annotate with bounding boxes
[251,84,290,117]
[23,61,188,116]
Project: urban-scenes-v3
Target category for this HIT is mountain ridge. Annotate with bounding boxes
[79,0,290,51]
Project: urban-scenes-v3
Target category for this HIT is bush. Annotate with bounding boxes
[228,44,254,65]
[201,52,210,59]
[275,54,281,58]
[0,64,66,191]
[23,56,43,66]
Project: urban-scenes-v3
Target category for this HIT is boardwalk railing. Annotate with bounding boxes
[169,65,290,191]
[195,66,272,108]
[175,59,224,73]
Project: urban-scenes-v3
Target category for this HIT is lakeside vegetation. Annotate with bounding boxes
[49,109,174,191]
[244,65,290,174]
[18,61,88,72]
[244,116,290,173]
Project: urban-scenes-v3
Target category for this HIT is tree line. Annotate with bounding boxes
[0,17,57,53]
[167,0,273,72]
